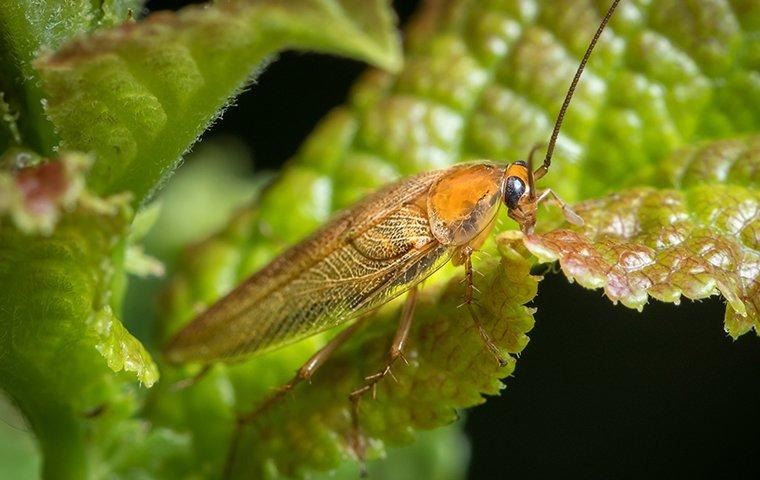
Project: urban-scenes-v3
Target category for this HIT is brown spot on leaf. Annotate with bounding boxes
[1,153,90,234]
[15,162,70,216]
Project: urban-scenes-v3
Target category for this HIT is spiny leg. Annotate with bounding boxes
[223,318,366,480]
[462,246,507,367]
[537,188,584,226]
[349,287,418,471]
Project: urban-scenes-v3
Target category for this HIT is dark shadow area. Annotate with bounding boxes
[202,52,364,170]
[466,273,760,478]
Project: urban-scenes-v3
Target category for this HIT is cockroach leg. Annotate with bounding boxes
[349,287,419,469]
[537,188,584,226]
[223,317,367,480]
[250,318,366,420]
[463,247,508,367]
[170,364,212,391]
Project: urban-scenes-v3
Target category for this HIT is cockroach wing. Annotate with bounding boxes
[165,169,453,363]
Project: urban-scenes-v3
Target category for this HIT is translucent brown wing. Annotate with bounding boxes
[165,169,453,363]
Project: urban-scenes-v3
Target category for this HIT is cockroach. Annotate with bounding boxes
[164,0,621,476]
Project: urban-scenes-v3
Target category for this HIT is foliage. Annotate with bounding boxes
[0,0,757,479]
[526,137,759,337]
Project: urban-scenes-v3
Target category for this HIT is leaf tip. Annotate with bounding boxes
[92,306,160,387]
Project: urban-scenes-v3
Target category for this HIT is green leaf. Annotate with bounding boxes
[0,162,159,478]
[35,0,402,204]
[525,136,760,337]
[92,306,159,386]
[0,0,141,154]
[661,135,760,190]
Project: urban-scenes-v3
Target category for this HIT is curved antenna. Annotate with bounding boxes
[534,0,621,180]
[526,143,542,201]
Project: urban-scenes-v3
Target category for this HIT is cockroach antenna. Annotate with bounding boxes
[533,0,621,181]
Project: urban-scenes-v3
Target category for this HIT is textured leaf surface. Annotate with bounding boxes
[35,0,402,204]
[0,0,141,154]
[156,0,759,478]
[526,136,759,337]
[0,174,157,478]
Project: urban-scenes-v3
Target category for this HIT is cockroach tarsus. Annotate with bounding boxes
[163,0,622,477]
